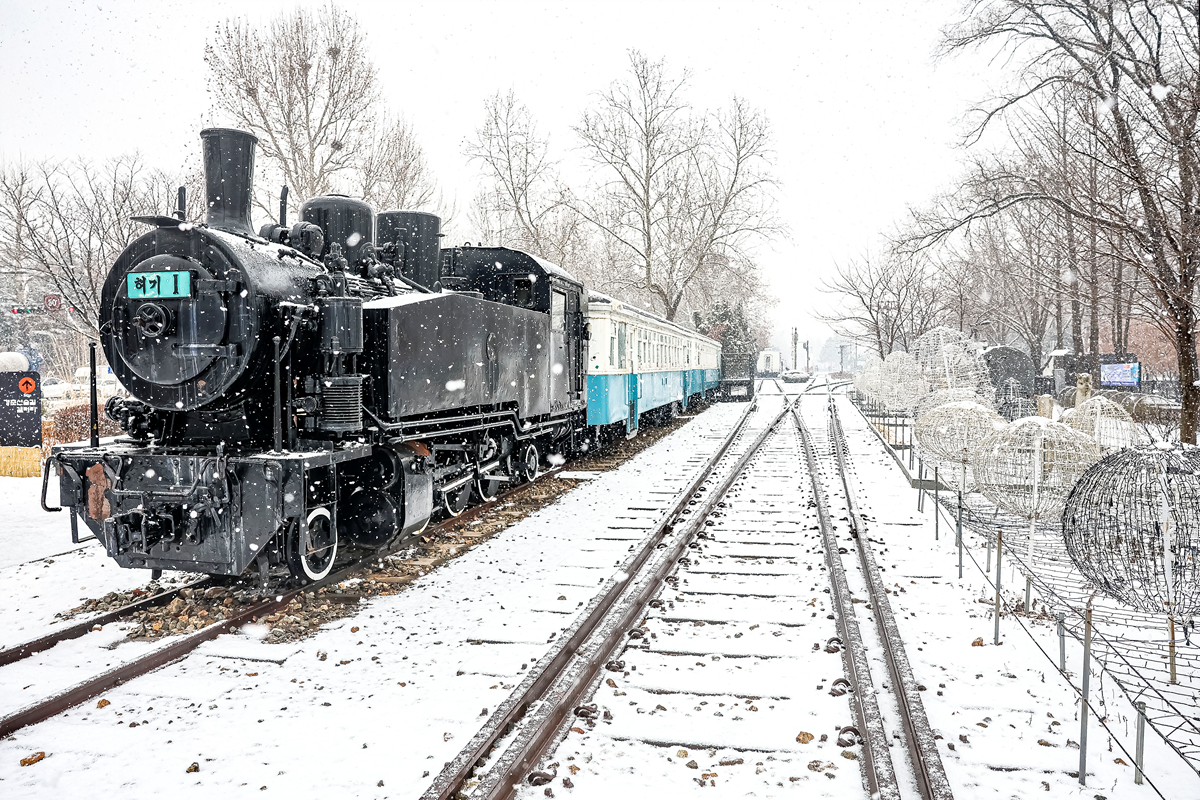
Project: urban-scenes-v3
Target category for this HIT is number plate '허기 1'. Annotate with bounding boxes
[126,271,192,299]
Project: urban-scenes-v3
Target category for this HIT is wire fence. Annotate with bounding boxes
[847,394,1199,790]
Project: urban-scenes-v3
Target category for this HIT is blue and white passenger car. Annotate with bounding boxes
[586,291,721,436]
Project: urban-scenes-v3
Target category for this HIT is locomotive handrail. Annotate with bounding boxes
[40,457,62,512]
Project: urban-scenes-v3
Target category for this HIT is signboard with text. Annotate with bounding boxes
[1100,362,1141,389]
[0,371,43,447]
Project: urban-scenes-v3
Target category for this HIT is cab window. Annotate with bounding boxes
[551,290,566,330]
[513,277,534,307]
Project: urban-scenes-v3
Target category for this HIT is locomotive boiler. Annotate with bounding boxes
[47,128,588,583]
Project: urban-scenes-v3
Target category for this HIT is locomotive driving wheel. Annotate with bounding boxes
[473,471,503,502]
[441,482,472,517]
[286,508,338,582]
[518,442,540,484]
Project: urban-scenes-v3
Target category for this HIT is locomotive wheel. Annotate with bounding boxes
[441,483,472,517]
[518,443,540,483]
[286,508,338,582]
[473,471,503,502]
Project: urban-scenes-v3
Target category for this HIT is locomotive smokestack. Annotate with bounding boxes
[200,128,257,236]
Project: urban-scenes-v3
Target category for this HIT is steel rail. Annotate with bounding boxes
[462,397,798,800]
[420,396,763,800]
[0,577,215,668]
[793,404,901,800]
[826,396,954,800]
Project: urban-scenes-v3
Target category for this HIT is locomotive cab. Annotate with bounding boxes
[438,245,588,411]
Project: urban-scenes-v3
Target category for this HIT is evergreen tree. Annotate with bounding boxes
[695,302,754,356]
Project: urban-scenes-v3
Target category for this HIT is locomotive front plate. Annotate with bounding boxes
[126,270,192,299]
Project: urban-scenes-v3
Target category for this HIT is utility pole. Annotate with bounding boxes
[791,328,798,372]
[839,344,849,375]
[804,339,810,372]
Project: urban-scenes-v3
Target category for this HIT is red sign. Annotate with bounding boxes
[44,294,61,311]
[18,377,36,394]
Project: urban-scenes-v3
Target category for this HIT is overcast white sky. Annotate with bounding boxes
[0,0,997,363]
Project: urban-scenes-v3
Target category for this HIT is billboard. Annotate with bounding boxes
[1100,362,1140,388]
[0,372,43,447]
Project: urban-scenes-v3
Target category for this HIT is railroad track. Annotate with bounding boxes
[0,459,582,739]
[424,379,952,799]
[0,392,764,741]
[800,392,952,800]
[422,384,820,799]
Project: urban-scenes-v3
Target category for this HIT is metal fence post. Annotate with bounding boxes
[1135,700,1146,785]
[993,529,1003,645]
[1079,605,1093,785]
[1169,614,1178,685]
[957,481,964,580]
[1025,575,1032,614]
[1057,612,1066,672]
[917,458,924,512]
[908,419,914,470]
[934,466,939,541]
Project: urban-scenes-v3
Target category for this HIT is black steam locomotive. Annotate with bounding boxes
[46,129,589,583]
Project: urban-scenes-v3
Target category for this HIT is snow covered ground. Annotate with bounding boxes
[4,385,1195,799]
[515,389,1199,799]
[0,476,192,650]
[0,401,750,797]
[831,394,1199,798]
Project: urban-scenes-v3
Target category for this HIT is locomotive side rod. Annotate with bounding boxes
[421,396,765,800]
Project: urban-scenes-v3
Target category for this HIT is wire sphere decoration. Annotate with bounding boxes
[914,400,1005,466]
[973,417,1101,521]
[914,326,993,397]
[995,378,1038,422]
[877,351,928,412]
[913,387,994,422]
[1061,395,1145,453]
[1062,444,1200,617]
[854,354,884,401]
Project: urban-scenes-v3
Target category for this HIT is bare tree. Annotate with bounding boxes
[939,0,1200,440]
[465,90,590,272]
[0,156,201,375]
[208,3,423,220]
[820,250,941,357]
[572,51,780,321]
[357,115,438,211]
[974,210,1057,366]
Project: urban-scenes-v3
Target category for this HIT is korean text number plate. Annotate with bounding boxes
[127,271,192,299]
